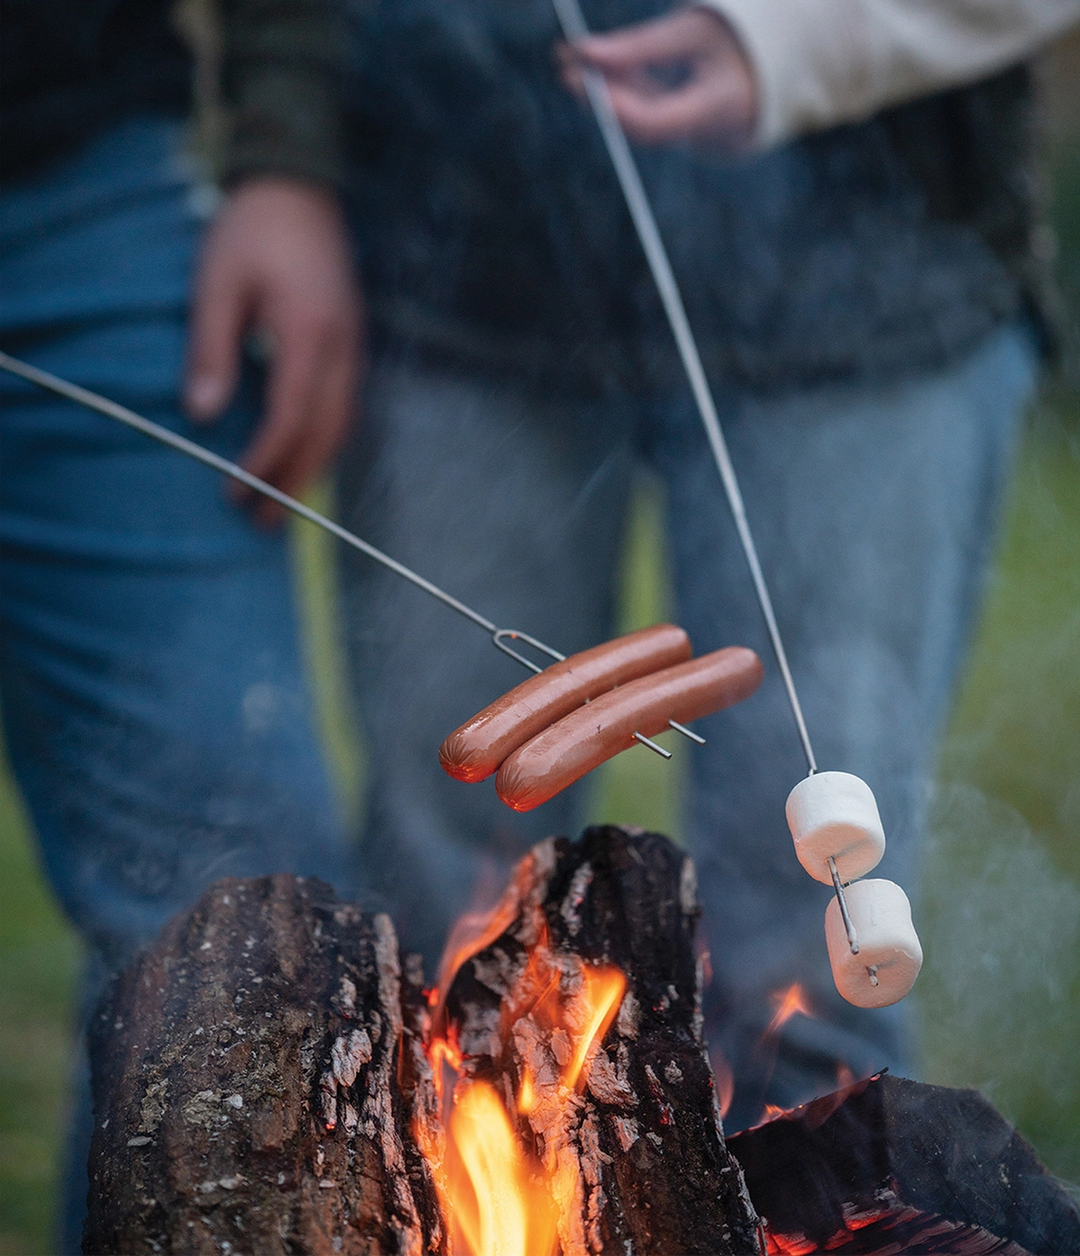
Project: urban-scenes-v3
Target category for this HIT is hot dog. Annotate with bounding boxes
[495,646,763,811]
[439,623,692,783]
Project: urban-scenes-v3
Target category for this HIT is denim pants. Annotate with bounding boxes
[338,322,1035,1133]
[0,117,349,1251]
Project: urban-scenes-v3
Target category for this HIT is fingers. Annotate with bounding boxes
[569,10,704,76]
[604,73,745,145]
[185,224,248,423]
[187,179,365,525]
[558,7,757,148]
[235,297,363,526]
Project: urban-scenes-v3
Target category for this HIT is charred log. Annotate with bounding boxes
[727,1072,1080,1255]
[433,824,763,1256]
[84,874,443,1256]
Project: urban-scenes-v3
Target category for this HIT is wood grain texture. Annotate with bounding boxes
[85,874,442,1256]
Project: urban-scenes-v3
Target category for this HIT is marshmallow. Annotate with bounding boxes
[825,879,922,1008]
[786,771,886,885]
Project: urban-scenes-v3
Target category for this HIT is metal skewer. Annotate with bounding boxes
[0,350,699,755]
[828,856,859,955]
[551,0,817,780]
[548,2,883,960]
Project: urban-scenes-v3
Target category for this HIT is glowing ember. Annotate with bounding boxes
[418,896,627,1256]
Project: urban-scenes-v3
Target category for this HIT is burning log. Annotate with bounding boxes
[84,874,443,1256]
[83,831,764,1255]
[425,824,763,1255]
[727,1073,1080,1255]
[83,828,1079,1256]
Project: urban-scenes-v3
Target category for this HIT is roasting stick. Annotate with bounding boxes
[552,0,816,780]
[552,0,925,1002]
[0,349,695,760]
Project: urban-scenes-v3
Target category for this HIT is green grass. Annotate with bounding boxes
[0,770,79,1256]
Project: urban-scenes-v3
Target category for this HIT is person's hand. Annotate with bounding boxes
[185,177,364,525]
[559,7,757,150]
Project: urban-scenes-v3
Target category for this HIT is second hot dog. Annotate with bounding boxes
[439,623,692,782]
[495,646,764,811]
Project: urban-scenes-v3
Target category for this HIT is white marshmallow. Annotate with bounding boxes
[825,879,922,1008]
[786,771,886,885]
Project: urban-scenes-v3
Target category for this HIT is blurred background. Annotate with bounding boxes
[2,30,1078,1256]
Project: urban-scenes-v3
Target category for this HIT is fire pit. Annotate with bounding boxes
[84,827,1080,1255]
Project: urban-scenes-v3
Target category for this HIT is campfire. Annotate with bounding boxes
[84,827,1080,1256]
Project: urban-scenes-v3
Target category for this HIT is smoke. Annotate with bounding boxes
[917,780,1080,1172]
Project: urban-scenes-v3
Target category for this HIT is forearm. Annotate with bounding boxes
[701,0,1080,148]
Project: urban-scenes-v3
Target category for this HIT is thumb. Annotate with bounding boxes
[185,238,248,423]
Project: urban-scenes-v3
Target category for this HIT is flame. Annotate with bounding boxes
[418,896,627,1256]
[709,1046,734,1121]
[743,983,815,1129]
[563,966,626,1091]
[428,855,539,1040]
[444,1081,558,1256]
[430,1030,464,1115]
[762,984,811,1038]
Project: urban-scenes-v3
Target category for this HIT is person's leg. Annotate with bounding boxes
[337,357,633,970]
[654,323,1037,1131]
[0,118,348,1250]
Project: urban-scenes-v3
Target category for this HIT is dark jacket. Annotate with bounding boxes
[1,0,348,188]
[345,0,1048,396]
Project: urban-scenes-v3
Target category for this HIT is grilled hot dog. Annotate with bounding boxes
[495,646,763,811]
[439,623,692,783]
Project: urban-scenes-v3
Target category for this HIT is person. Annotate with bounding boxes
[0,0,362,1246]
[333,0,1079,1134]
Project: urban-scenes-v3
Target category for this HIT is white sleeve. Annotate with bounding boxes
[698,0,1080,149]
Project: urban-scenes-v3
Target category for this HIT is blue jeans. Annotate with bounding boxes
[337,322,1035,1133]
[0,117,349,1251]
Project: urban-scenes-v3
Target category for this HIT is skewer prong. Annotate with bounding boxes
[634,732,673,759]
[828,856,860,955]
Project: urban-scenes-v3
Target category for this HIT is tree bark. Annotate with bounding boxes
[84,874,443,1256]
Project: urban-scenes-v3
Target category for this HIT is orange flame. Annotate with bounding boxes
[762,984,812,1039]
[427,855,539,1041]
[709,1046,735,1122]
[418,897,627,1256]
[444,1081,558,1256]
[563,966,626,1092]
